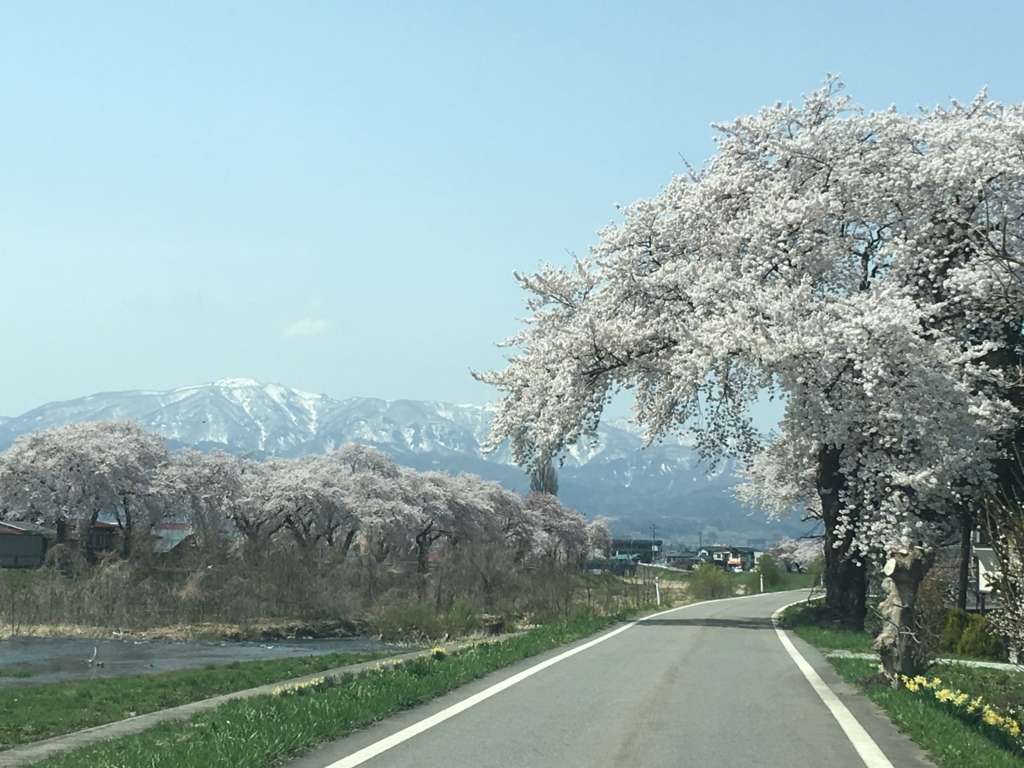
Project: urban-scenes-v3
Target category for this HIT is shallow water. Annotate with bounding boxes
[0,635,402,688]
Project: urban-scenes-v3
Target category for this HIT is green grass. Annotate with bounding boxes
[0,650,390,750]
[778,599,876,653]
[634,563,820,593]
[828,658,1024,768]
[786,601,1024,767]
[768,571,820,591]
[932,664,1024,714]
[29,613,633,768]
[733,569,821,594]
[633,563,820,597]
[635,565,690,582]
[0,668,34,678]
[780,599,1014,661]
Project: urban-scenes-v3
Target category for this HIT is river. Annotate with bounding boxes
[0,634,404,688]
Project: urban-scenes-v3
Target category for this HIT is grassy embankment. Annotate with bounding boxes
[24,612,634,768]
[1,563,662,755]
[0,555,662,641]
[636,562,820,595]
[732,568,820,594]
[0,668,34,678]
[779,600,1024,768]
[636,560,820,604]
[0,651,388,751]
[4,566,812,765]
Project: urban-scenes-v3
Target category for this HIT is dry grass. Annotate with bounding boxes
[0,548,666,642]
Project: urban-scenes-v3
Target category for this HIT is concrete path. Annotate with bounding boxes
[826,649,1023,671]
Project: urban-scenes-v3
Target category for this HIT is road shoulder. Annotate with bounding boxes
[777,612,936,767]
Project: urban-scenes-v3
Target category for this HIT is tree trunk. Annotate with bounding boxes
[85,510,100,564]
[957,506,972,611]
[875,548,935,683]
[817,445,867,631]
[338,528,357,560]
[121,505,133,559]
[416,531,430,602]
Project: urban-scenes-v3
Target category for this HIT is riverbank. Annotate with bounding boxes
[0,617,365,643]
[0,648,392,753]
[0,634,403,690]
[3,612,633,768]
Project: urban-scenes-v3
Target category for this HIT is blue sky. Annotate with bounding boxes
[2,1,1023,417]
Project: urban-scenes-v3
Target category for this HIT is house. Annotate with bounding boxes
[700,545,758,572]
[152,521,193,553]
[664,550,700,569]
[610,539,662,564]
[955,526,1002,612]
[976,547,1000,593]
[66,519,118,554]
[585,553,640,576]
[0,520,52,568]
[726,547,759,572]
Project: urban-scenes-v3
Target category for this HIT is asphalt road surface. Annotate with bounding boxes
[285,591,933,768]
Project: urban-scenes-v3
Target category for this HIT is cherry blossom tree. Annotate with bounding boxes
[587,517,613,559]
[479,78,1024,678]
[325,445,413,561]
[982,447,1024,663]
[0,421,168,559]
[486,480,535,559]
[228,458,290,556]
[333,443,404,476]
[525,492,589,563]
[157,449,245,556]
[765,536,823,571]
[266,455,362,556]
[529,456,559,496]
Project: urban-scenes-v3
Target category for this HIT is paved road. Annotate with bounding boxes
[286,592,933,768]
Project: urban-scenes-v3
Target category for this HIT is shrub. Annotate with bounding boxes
[756,554,784,588]
[689,563,734,600]
[940,609,973,653]
[443,600,482,636]
[956,615,1007,661]
[806,556,825,584]
[913,558,959,666]
[371,603,444,641]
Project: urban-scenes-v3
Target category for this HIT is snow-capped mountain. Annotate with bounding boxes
[0,379,809,543]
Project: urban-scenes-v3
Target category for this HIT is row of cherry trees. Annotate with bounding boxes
[479,78,1024,680]
[0,420,610,575]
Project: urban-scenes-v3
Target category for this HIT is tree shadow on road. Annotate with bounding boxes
[637,617,774,631]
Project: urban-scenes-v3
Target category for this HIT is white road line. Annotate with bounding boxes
[324,622,633,767]
[325,601,702,768]
[772,602,895,768]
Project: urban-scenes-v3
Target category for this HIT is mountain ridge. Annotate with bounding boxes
[0,379,809,544]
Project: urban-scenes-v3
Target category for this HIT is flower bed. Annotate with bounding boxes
[900,674,1024,756]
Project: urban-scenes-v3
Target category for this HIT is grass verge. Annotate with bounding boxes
[784,601,1024,768]
[0,668,34,678]
[28,612,632,768]
[0,651,390,751]
[828,657,1024,768]
[777,599,875,653]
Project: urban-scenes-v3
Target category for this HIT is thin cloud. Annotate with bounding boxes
[282,318,330,338]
